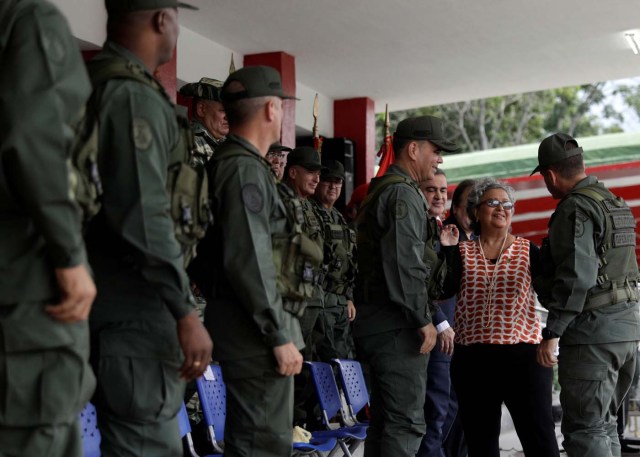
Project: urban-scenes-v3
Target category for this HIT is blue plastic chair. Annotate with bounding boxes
[196,363,337,457]
[331,359,370,424]
[79,402,101,457]
[177,401,220,457]
[195,365,226,455]
[305,361,368,457]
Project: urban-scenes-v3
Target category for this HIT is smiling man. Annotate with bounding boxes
[311,160,357,362]
[354,115,458,457]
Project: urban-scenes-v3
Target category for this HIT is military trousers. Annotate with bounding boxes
[0,301,95,457]
[298,305,323,361]
[355,328,428,457]
[559,341,637,457]
[316,293,353,362]
[90,317,184,457]
[221,355,294,457]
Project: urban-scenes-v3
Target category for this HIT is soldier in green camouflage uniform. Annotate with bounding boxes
[311,160,357,361]
[0,1,97,455]
[354,116,458,457]
[179,77,228,169]
[534,133,640,457]
[85,2,213,456]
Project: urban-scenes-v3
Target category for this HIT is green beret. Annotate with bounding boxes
[105,0,197,14]
[179,77,223,101]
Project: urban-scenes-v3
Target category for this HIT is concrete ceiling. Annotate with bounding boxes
[180,0,640,112]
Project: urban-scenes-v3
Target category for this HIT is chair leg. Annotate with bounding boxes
[338,440,353,457]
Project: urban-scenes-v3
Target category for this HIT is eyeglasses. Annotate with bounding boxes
[479,199,514,211]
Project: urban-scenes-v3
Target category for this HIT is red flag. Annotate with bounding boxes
[313,135,323,154]
[375,133,394,177]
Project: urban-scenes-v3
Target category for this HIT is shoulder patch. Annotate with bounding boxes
[392,200,408,220]
[242,183,264,213]
[132,118,153,150]
[42,29,66,65]
[574,210,588,238]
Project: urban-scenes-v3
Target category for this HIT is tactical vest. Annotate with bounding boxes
[200,146,324,317]
[570,185,640,309]
[86,57,212,267]
[356,174,443,305]
[314,203,356,296]
[275,184,325,313]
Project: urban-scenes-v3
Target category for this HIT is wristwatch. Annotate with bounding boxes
[541,327,559,340]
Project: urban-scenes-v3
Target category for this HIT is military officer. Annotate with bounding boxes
[282,146,326,360]
[534,133,640,457]
[84,1,212,455]
[202,65,304,457]
[266,142,291,181]
[0,1,96,455]
[311,160,357,361]
[354,115,458,457]
[179,77,228,168]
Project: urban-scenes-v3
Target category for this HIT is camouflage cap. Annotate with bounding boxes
[178,78,223,101]
[394,115,459,152]
[221,66,297,102]
[286,147,323,171]
[530,133,583,175]
[321,160,345,180]
[105,0,197,14]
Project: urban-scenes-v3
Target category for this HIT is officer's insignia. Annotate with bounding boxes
[392,200,408,220]
[132,118,153,150]
[574,210,588,238]
[242,183,263,213]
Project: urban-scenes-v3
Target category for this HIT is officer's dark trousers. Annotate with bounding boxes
[416,357,455,457]
[0,302,95,457]
[221,355,294,457]
[356,328,428,457]
[559,341,637,457]
[90,317,184,457]
[451,343,559,457]
[317,293,353,361]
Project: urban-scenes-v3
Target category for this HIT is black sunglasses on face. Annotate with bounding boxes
[479,199,514,210]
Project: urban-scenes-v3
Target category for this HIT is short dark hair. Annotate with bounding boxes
[450,179,475,212]
[223,82,269,126]
[392,137,411,157]
[546,149,584,179]
[434,168,446,177]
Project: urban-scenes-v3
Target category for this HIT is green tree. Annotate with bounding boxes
[377,82,631,154]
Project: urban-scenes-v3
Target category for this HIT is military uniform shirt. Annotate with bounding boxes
[353,164,432,337]
[189,119,223,169]
[545,176,640,344]
[0,0,88,304]
[206,134,303,361]
[86,41,193,321]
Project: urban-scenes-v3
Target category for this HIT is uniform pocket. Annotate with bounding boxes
[96,328,183,422]
[559,362,607,419]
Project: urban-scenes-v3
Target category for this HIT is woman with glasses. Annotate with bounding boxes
[441,177,559,457]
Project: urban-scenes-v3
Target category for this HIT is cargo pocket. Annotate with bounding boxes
[2,310,94,427]
[559,362,607,420]
[96,328,183,422]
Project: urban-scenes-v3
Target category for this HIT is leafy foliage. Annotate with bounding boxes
[377,81,638,154]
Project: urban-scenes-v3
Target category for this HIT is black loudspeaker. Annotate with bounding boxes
[296,137,355,211]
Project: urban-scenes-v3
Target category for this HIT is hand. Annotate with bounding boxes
[177,311,213,380]
[46,264,96,323]
[273,342,303,376]
[346,300,356,321]
[536,338,559,367]
[439,224,459,246]
[437,327,455,356]
[418,323,437,354]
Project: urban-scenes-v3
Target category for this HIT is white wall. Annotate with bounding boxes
[50,0,332,136]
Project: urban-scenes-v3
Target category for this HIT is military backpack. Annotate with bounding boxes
[86,57,212,266]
